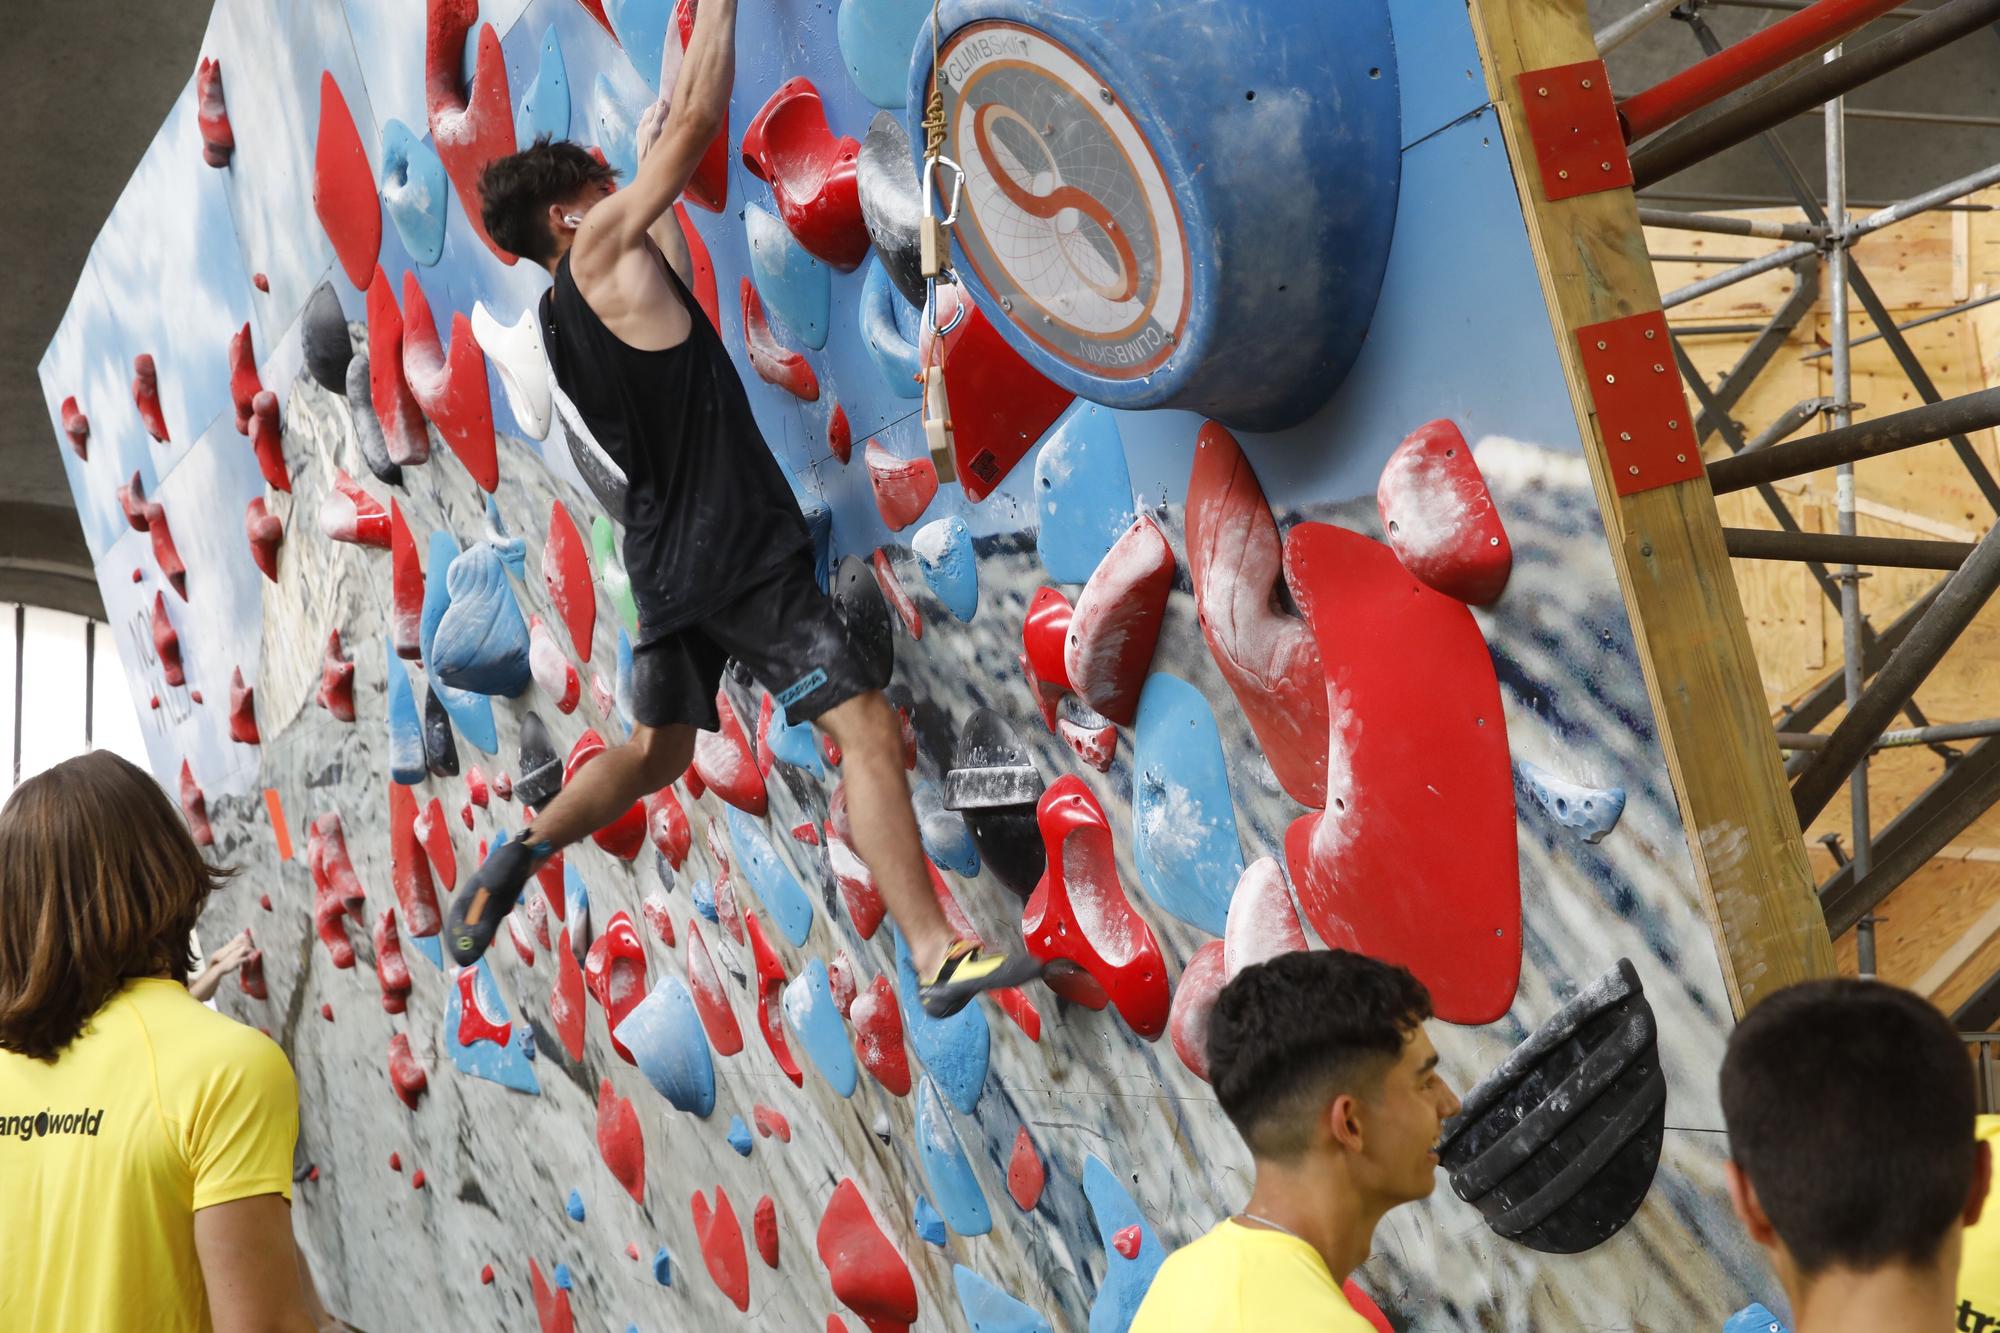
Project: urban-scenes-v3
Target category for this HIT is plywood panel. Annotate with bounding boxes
[1721,493,1826,704]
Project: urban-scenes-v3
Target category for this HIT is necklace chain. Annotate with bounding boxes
[1235,1210,1303,1241]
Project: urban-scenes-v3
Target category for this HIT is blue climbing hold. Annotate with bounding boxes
[564,861,592,947]
[860,256,921,397]
[408,935,443,969]
[1724,1303,1789,1333]
[912,778,980,878]
[916,1075,991,1236]
[783,959,859,1097]
[385,641,425,785]
[482,495,527,579]
[516,25,570,144]
[725,807,816,946]
[432,543,533,698]
[1084,1155,1166,1333]
[727,1115,753,1156]
[443,959,540,1094]
[607,0,673,94]
[691,878,717,923]
[746,203,831,350]
[1131,675,1244,937]
[615,974,717,1117]
[419,530,499,754]
[954,1265,1056,1333]
[379,121,447,267]
[553,1262,573,1290]
[766,696,824,777]
[651,1246,672,1286]
[1035,405,1135,584]
[1517,760,1627,844]
[566,1188,586,1222]
[894,929,988,1114]
[913,516,977,622]
[914,1195,947,1247]
[836,0,931,108]
[592,73,639,183]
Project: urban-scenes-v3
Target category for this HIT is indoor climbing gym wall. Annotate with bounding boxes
[37,0,1805,1328]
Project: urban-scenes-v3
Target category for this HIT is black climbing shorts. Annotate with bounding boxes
[628,557,888,732]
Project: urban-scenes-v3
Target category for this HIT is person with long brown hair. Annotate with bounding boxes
[0,751,318,1332]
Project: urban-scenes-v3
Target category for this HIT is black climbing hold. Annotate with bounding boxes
[557,409,629,521]
[948,708,1045,902]
[857,111,925,310]
[345,351,404,487]
[516,711,563,810]
[831,555,894,690]
[423,685,460,778]
[1438,959,1665,1255]
[302,281,354,394]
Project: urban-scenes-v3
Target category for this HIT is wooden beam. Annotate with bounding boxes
[1466,0,1836,1014]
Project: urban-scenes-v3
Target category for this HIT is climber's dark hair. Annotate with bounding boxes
[1721,978,1979,1276]
[479,135,620,264]
[1207,950,1433,1160]
[0,751,234,1060]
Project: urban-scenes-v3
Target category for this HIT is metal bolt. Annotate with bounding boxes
[1099,86,1113,104]
[1596,340,1607,350]
[1640,542,1653,556]
[1619,431,1632,441]
[1000,297,1012,312]
[1668,419,1679,429]
[1628,465,1640,476]
[1558,169,1569,180]
[1676,453,1687,463]
[1605,373,1616,384]
[1600,161,1611,171]
[1537,86,1549,97]
[1643,328,1656,340]
[1653,363,1664,373]
[1581,78,1593,89]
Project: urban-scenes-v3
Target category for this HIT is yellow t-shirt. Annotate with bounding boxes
[1958,1115,2000,1330]
[0,977,299,1332]
[1131,1218,1378,1332]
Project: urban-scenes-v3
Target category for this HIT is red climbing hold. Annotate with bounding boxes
[675,203,722,327]
[245,499,283,582]
[792,822,821,846]
[480,1263,495,1285]
[374,908,412,1014]
[1021,587,1073,728]
[921,285,1073,503]
[388,784,443,938]
[741,279,820,401]
[132,354,170,443]
[417,796,457,889]
[389,1152,402,1172]
[748,911,804,1087]
[754,693,779,777]
[151,593,184,687]
[306,813,361,966]
[318,630,356,722]
[996,987,1042,1042]
[119,474,187,599]
[320,469,390,548]
[386,504,423,662]
[565,730,647,858]
[529,1258,576,1333]
[828,403,852,465]
[871,550,923,641]
[467,767,489,808]
[1345,1280,1395,1333]
[584,911,648,1063]
[551,927,587,1061]
[248,390,285,500]
[1281,522,1520,1025]
[753,1104,792,1142]
[823,735,842,767]
[529,616,581,713]
[755,1194,781,1268]
[1007,1129,1045,1211]
[693,1186,752,1312]
[865,440,936,532]
[314,74,382,288]
[645,787,692,868]
[366,269,431,465]
[228,667,259,744]
[387,1032,429,1109]
[59,397,88,459]
[713,872,746,948]
[1065,515,1175,727]
[1167,939,1227,1083]
[741,78,868,270]
[693,691,767,816]
[1377,419,1512,606]
[543,501,595,662]
[410,1167,426,1187]
[817,1179,918,1332]
[826,949,858,1016]
[237,943,267,1000]
[684,768,706,801]
[1185,421,1327,807]
[827,833,885,940]
[685,921,745,1056]
[596,1077,646,1204]
[509,913,537,967]
[229,322,262,434]
[259,894,271,912]
[321,1004,335,1022]
[195,57,234,167]
[849,974,910,1097]
[1223,856,1307,980]
[669,3,731,211]
[1023,776,1170,1039]
[572,0,615,37]
[425,0,517,263]
[1058,716,1116,773]
[641,893,676,949]
[494,771,514,801]
[1112,1225,1143,1260]
[402,273,499,491]
[253,272,269,292]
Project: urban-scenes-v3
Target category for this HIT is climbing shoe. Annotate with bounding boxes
[446,835,554,966]
[919,940,1045,1019]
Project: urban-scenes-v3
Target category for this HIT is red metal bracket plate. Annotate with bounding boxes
[1575,309,1707,496]
[1516,60,1632,202]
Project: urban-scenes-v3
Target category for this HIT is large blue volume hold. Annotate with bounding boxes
[615,974,717,1117]
[418,529,499,753]
[954,1265,1055,1333]
[379,121,448,267]
[1131,674,1244,936]
[1034,406,1133,585]
[1084,1155,1167,1333]
[783,959,859,1097]
[726,806,816,946]
[432,541,533,699]
[894,928,988,1115]
[915,1075,992,1236]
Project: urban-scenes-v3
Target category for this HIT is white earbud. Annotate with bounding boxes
[563,212,585,227]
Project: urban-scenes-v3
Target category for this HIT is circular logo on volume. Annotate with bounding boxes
[939,21,1190,380]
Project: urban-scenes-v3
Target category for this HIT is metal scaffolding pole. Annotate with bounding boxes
[1596,0,1688,54]
[1707,385,2000,492]
[1820,738,2000,938]
[1636,206,1824,240]
[1801,290,2000,359]
[1780,718,2000,750]
[1723,528,1975,567]
[1629,0,2000,187]
[1695,258,1823,446]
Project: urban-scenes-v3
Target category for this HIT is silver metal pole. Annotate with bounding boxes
[1780,718,2000,750]
[1637,206,1825,240]
[1825,49,1876,978]
[1596,0,1686,54]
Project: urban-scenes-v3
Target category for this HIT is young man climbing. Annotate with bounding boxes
[450,0,1039,1018]
[1132,951,1460,1331]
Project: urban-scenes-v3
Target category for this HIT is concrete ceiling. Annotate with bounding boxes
[4,1,1996,624]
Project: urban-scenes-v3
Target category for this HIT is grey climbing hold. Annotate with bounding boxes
[302,281,353,394]
[1517,760,1626,844]
[831,555,894,689]
[949,709,1045,901]
[345,351,403,487]
[423,685,460,778]
[516,712,563,810]
[857,111,924,309]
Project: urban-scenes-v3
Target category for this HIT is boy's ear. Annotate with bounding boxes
[1967,1139,1993,1229]
[1726,1160,1778,1248]
[1326,1092,1365,1154]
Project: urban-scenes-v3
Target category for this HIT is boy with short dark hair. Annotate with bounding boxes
[1132,950,1460,1331]
[1720,978,1991,1333]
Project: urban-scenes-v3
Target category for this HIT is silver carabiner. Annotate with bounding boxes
[922,153,965,226]
[924,276,967,339]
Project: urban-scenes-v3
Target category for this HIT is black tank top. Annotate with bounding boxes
[543,246,809,640]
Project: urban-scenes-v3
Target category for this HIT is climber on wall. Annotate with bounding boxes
[448,0,1041,1018]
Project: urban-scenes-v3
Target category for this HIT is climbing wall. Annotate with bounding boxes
[38,0,1779,1328]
